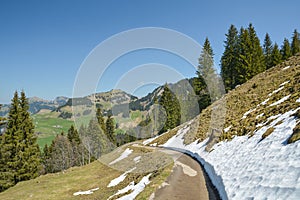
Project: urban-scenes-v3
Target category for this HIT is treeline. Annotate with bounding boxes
[221,24,300,91]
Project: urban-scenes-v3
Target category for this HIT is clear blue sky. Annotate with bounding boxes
[0,0,299,103]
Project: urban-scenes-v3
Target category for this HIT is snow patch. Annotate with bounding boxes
[108,173,152,200]
[107,167,136,187]
[162,108,300,199]
[256,113,264,119]
[260,98,270,106]
[269,95,291,106]
[143,135,160,145]
[242,108,256,119]
[133,156,141,163]
[296,97,300,103]
[73,187,99,196]
[224,126,232,133]
[268,87,284,97]
[176,161,197,176]
[109,148,133,165]
[279,81,290,86]
[282,66,291,70]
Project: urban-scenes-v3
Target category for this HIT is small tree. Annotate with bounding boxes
[105,113,115,144]
[270,43,282,67]
[263,33,273,69]
[291,29,300,55]
[96,107,106,132]
[281,38,292,60]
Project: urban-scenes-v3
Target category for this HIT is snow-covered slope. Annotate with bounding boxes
[146,56,300,199]
[161,106,300,199]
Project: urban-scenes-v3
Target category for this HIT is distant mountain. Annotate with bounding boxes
[0,96,69,116]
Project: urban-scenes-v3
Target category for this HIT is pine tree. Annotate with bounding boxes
[237,24,265,84]
[0,91,20,191]
[17,91,41,182]
[281,38,292,60]
[105,113,115,144]
[270,43,282,67]
[221,24,239,91]
[159,84,181,133]
[197,37,215,79]
[291,29,300,55]
[67,125,80,145]
[96,107,106,132]
[263,33,273,69]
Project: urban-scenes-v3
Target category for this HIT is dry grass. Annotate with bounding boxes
[0,143,174,200]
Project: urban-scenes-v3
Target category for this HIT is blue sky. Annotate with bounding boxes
[0,0,299,103]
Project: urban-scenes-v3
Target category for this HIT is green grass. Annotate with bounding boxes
[130,110,142,121]
[32,112,74,148]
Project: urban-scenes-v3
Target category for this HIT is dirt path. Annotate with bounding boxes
[149,149,220,200]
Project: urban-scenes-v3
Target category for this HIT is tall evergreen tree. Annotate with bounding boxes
[281,38,292,60]
[105,113,115,144]
[263,33,273,69]
[237,24,265,84]
[0,91,20,191]
[221,24,239,91]
[291,29,300,55]
[17,91,41,182]
[270,43,282,67]
[197,37,215,79]
[96,107,106,132]
[159,84,181,133]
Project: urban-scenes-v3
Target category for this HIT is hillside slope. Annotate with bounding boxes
[147,54,300,199]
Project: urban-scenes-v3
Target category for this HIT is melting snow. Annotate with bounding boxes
[109,148,133,165]
[269,95,291,106]
[268,87,284,97]
[242,108,256,119]
[224,126,232,133]
[256,113,264,119]
[108,173,152,200]
[279,81,290,86]
[296,97,300,103]
[162,108,300,199]
[107,167,136,187]
[143,135,160,145]
[282,66,291,70]
[73,187,99,196]
[260,98,270,106]
[133,156,141,163]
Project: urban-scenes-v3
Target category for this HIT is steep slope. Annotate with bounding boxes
[147,54,300,199]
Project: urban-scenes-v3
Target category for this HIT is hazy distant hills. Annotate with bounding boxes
[0,96,68,116]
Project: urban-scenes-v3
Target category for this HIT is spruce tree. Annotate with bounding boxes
[67,125,80,145]
[159,84,181,133]
[270,43,282,67]
[281,38,292,60]
[197,37,215,79]
[263,33,273,69]
[237,24,265,84]
[291,29,300,55]
[0,91,20,191]
[17,91,41,182]
[221,24,239,91]
[96,107,106,132]
[105,113,115,144]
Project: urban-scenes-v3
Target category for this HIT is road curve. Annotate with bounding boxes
[149,148,221,200]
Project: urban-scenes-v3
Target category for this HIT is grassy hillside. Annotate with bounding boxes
[32,110,74,148]
[149,54,300,147]
[0,143,173,200]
